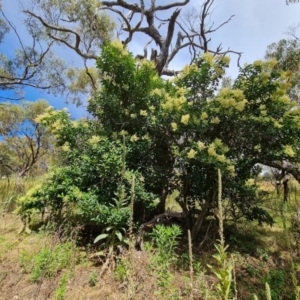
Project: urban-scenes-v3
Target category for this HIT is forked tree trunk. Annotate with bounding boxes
[275,170,285,196]
[283,175,290,202]
[191,190,216,240]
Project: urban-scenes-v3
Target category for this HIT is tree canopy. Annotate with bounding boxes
[286,0,300,4]
[265,38,300,103]
[0,0,115,102]
[0,2,66,100]
[0,100,53,178]
[18,41,300,239]
[22,0,241,78]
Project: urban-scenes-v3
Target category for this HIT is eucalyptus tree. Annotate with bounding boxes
[266,38,300,103]
[24,0,241,77]
[286,0,300,4]
[22,0,114,102]
[0,1,66,100]
[0,0,115,102]
[0,100,53,179]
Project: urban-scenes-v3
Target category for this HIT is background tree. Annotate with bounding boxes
[24,0,241,77]
[0,100,53,179]
[22,0,115,103]
[0,0,115,102]
[0,1,67,100]
[265,37,300,103]
[264,34,300,200]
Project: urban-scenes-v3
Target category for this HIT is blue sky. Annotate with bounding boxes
[1,0,300,118]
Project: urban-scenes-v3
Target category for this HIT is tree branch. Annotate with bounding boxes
[100,0,240,75]
[84,59,97,91]
[260,160,300,184]
[155,0,190,11]
[24,10,97,60]
[48,33,97,60]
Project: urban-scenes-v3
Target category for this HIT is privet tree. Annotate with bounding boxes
[94,45,300,237]
[17,102,157,229]
[18,42,300,239]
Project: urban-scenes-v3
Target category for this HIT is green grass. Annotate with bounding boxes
[54,273,69,300]
[19,241,78,282]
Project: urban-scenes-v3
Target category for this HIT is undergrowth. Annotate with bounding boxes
[1,175,300,299]
[19,240,77,282]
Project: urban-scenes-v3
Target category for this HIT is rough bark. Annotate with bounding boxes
[191,189,216,239]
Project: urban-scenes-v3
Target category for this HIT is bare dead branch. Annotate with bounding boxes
[207,15,234,34]
[285,24,300,42]
[161,69,180,76]
[155,0,190,11]
[102,1,141,12]
[99,0,240,75]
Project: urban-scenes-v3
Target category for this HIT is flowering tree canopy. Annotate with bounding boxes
[18,42,300,238]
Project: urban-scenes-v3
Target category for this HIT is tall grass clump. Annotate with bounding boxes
[126,173,136,300]
[0,176,37,213]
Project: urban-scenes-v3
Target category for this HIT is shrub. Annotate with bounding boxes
[16,113,157,232]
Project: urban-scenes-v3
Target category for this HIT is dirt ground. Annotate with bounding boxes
[0,211,298,300]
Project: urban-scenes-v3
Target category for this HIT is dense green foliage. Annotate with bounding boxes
[17,41,300,239]
[17,105,157,228]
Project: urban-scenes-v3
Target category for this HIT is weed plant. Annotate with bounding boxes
[148,224,182,299]
[54,273,69,300]
[207,169,234,300]
[263,269,286,300]
[19,241,77,282]
[89,270,98,286]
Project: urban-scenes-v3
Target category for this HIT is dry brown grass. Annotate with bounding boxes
[1,177,300,300]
